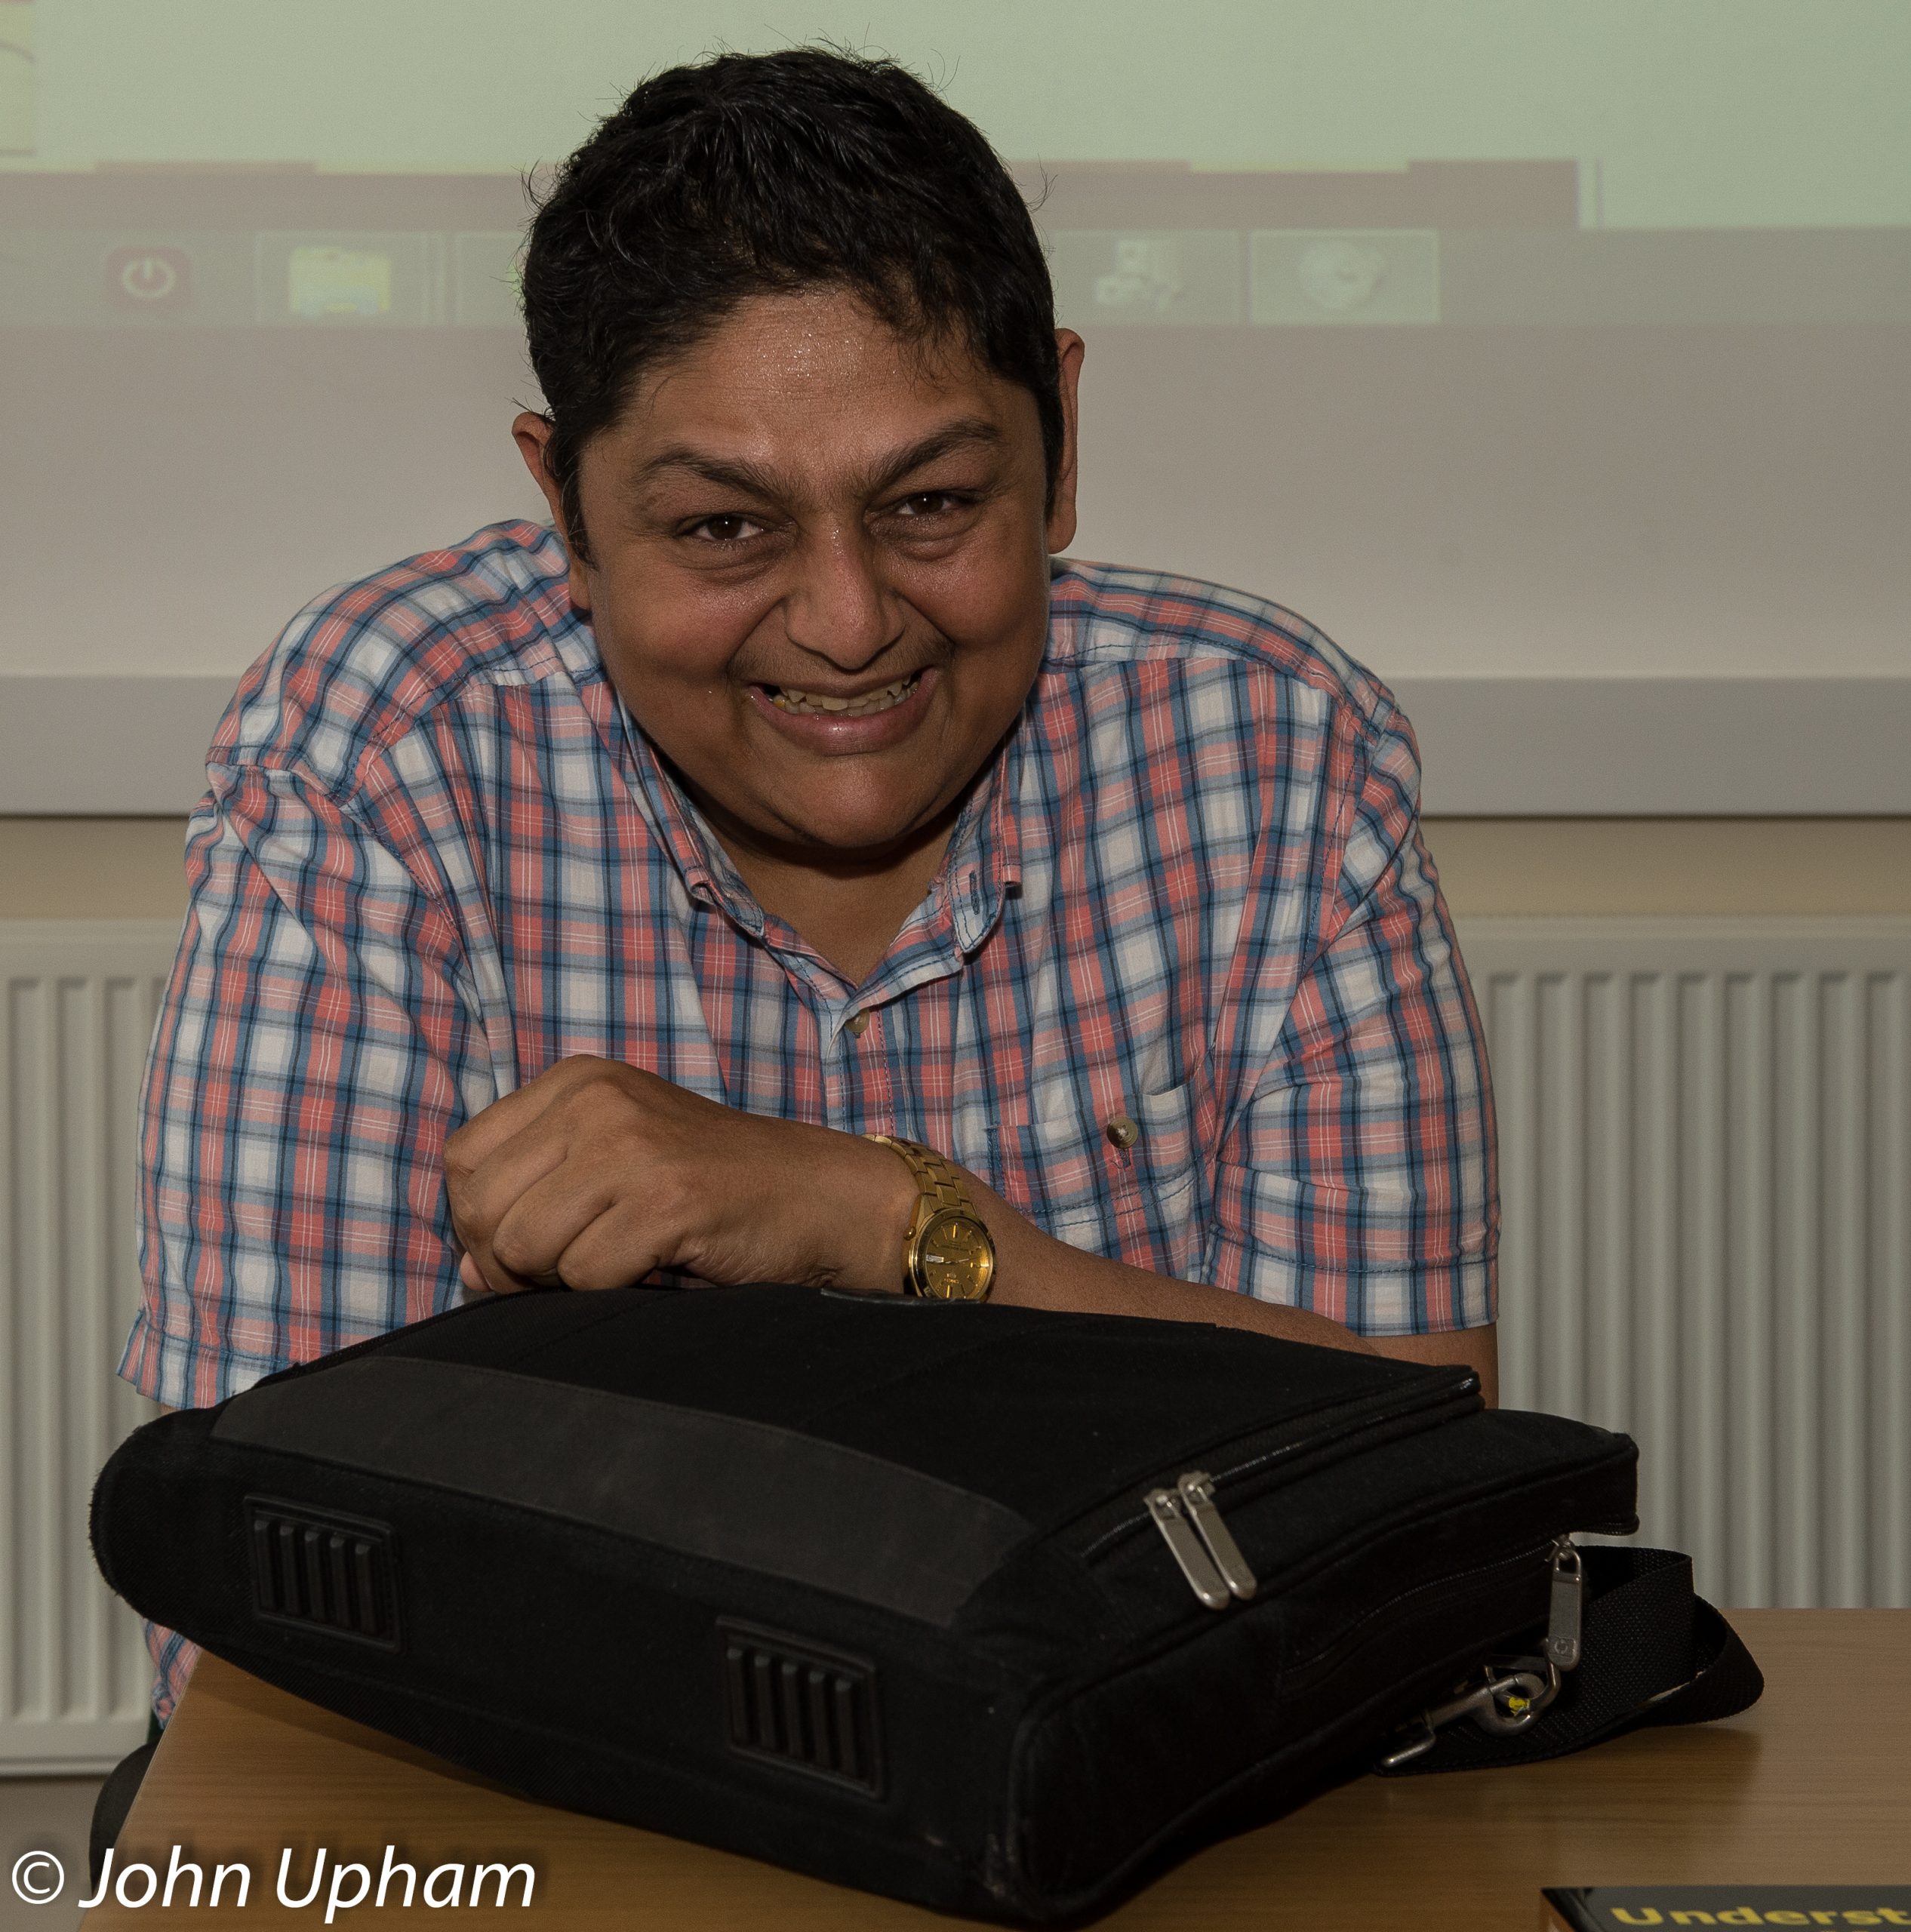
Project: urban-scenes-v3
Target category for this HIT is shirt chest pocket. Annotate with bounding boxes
[964,1052,1217,1278]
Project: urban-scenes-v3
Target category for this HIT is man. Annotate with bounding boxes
[123,48,1497,1724]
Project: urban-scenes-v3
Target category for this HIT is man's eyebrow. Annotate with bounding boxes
[628,417,1005,502]
[860,418,1005,497]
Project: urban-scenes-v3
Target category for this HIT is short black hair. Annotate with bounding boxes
[520,47,1060,561]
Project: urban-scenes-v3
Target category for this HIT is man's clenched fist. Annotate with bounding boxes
[442,1056,915,1297]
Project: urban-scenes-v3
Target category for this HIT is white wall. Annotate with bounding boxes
[4,0,1907,804]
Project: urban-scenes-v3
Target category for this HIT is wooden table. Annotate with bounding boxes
[84,1612,1908,1927]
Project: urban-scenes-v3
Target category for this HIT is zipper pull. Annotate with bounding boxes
[1544,1537,1583,1669]
[1144,1487,1231,1608]
[1177,1472,1259,1600]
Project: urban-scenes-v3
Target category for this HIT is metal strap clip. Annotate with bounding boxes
[1375,1537,1584,1770]
[1376,1659,1561,1769]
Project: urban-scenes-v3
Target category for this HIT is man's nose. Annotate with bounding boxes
[781,525,901,670]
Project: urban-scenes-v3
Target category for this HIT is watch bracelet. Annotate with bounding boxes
[866,1134,980,1217]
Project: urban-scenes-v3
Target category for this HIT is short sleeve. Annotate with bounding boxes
[121,760,494,1407]
[1207,708,1498,1334]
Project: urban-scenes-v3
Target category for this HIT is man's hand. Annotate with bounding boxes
[443,1057,915,1297]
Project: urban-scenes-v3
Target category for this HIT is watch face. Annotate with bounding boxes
[915,1209,996,1301]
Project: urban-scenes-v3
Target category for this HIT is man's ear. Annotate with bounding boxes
[511,411,592,613]
[1045,329,1086,555]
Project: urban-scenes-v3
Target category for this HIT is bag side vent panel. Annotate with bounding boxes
[245,1497,401,1648]
[719,1621,882,1798]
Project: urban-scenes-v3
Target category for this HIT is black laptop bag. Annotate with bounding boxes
[91,1284,1759,1924]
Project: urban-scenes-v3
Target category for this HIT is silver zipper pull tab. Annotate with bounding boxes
[1544,1537,1583,1669]
[1144,1487,1231,1608]
[1177,1472,1259,1600]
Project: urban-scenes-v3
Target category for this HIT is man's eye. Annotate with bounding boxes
[685,514,764,544]
[892,491,968,519]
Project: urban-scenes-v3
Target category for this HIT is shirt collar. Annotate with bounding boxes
[934,723,1024,957]
[618,714,768,937]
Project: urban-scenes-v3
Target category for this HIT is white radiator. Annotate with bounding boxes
[1,915,1906,1771]
[1461,917,1911,1611]
[1,919,177,1773]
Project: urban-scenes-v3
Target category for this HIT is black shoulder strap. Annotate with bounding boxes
[1377,1546,1764,1777]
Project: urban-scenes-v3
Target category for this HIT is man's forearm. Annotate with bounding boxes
[972,1172,1371,1350]
[946,1167,1499,1404]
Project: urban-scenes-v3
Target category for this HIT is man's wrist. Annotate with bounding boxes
[815,1129,922,1294]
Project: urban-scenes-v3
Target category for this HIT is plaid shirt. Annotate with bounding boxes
[123,520,1496,1717]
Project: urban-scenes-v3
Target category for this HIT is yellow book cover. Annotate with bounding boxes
[1544,1888,1911,1930]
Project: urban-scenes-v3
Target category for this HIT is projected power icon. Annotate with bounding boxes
[106,245,192,309]
[122,256,174,299]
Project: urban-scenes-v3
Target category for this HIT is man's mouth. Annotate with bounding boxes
[765,672,922,718]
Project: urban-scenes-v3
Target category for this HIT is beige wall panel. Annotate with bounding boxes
[0,820,190,922]
[1423,819,1911,918]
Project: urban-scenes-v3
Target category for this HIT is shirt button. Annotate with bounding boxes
[846,1011,872,1038]
[1105,1114,1140,1149]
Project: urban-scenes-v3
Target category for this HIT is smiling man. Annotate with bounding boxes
[123,49,1497,1722]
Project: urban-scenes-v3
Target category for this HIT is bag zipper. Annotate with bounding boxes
[1076,1369,1482,1604]
[1300,1532,1581,1687]
[1142,1472,1257,1607]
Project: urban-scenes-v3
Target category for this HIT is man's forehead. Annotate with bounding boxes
[627,417,999,497]
[606,288,1024,472]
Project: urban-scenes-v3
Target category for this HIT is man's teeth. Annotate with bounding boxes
[768,673,920,716]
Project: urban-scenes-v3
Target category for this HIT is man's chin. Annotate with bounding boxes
[753,798,959,865]
[684,753,973,862]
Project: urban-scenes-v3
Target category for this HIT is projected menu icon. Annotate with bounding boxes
[289,245,391,319]
[1097,236,1183,313]
[1048,230,1242,328]
[1297,238,1386,313]
[256,232,435,325]
[1251,229,1439,325]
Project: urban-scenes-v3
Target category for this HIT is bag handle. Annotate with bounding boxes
[1375,1545,1764,1777]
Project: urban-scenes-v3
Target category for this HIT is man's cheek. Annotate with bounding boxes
[917,544,1048,659]
[648,558,784,645]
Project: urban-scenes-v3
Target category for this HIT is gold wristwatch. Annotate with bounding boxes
[866,1136,997,1302]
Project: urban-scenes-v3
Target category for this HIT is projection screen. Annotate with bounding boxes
[2,1,1906,809]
